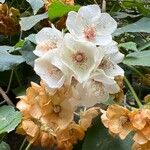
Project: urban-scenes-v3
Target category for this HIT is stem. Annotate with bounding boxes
[14,69,22,87]
[0,87,15,107]
[93,0,98,5]
[124,76,142,108]
[19,138,26,150]
[138,41,150,51]
[127,65,150,85]
[102,0,106,12]
[6,69,14,94]
[25,142,32,150]
[0,134,6,143]
[0,101,6,105]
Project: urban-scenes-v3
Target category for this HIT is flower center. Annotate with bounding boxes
[48,66,63,80]
[99,57,115,70]
[53,105,61,114]
[39,41,57,52]
[84,26,96,41]
[72,52,87,65]
[119,116,129,126]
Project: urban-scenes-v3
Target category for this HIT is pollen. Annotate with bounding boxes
[48,66,62,80]
[72,51,87,65]
[84,26,96,41]
[53,105,61,113]
[38,41,57,52]
[119,116,129,126]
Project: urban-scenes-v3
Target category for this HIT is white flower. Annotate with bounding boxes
[33,25,63,57]
[100,41,124,64]
[34,50,71,89]
[60,33,104,83]
[66,5,117,45]
[76,70,120,107]
[97,41,124,77]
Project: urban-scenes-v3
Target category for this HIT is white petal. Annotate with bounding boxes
[100,41,124,63]
[35,26,62,44]
[33,41,56,57]
[99,58,124,77]
[104,82,120,94]
[92,69,115,85]
[96,13,117,35]
[94,34,112,45]
[76,80,109,107]
[78,5,101,23]
[66,11,87,37]
[34,26,63,57]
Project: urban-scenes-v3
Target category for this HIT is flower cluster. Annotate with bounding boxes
[17,4,124,149]
[44,0,74,10]
[34,4,124,107]
[16,82,99,149]
[101,104,150,150]
[0,4,20,36]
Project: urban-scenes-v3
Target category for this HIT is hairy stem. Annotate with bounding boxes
[124,76,142,108]
[0,87,15,107]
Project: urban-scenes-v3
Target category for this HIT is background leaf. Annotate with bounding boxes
[20,12,48,31]
[119,42,138,51]
[0,51,24,71]
[26,0,44,15]
[82,119,133,150]
[123,50,150,66]
[48,1,80,21]
[0,105,22,134]
[113,17,150,36]
[0,142,10,150]
[19,40,37,67]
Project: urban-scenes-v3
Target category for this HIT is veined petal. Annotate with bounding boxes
[96,13,117,35]
[78,5,101,23]
[66,11,85,37]
[91,69,115,85]
[104,82,120,94]
[94,34,112,45]
[35,26,63,44]
[99,57,124,77]
[100,41,124,63]
[34,26,63,57]
[76,80,109,107]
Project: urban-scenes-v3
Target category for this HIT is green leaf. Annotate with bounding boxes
[0,0,5,3]
[0,142,10,150]
[12,86,26,97]
[19,40,37,67]
[119,42,138,51]
[14,40,25,48]
[0,105,22,134]
[123,50,150,66]
[0,46,14,52]
[121,1,150,16]
[113,17,150,36]
[82,119,133,150]
[48,1,80,21]
[26,0,44,15]
[138,41,150,51]
[0,51,24,71]
[20,12,48,31]
[25,34,36,44]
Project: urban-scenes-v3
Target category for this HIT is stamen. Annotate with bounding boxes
[84,26,96,41]
[53,105,61,113]
[72,51,87,65]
